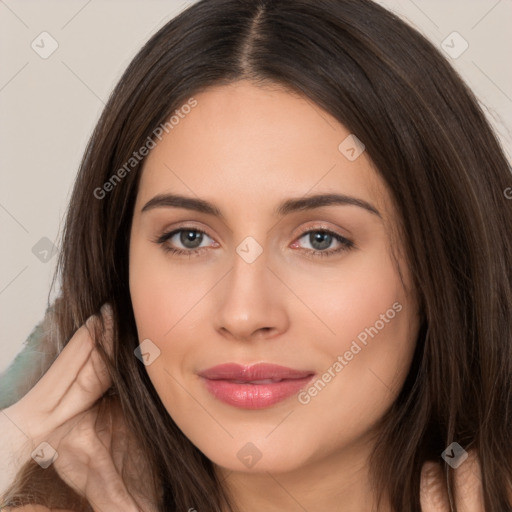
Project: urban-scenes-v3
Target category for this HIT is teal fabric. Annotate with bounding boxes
[0,304,56,410]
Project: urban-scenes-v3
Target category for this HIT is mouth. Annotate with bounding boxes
[198,363,316,409]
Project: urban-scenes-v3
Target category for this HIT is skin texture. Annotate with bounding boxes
[128,80,421,511]
[1,312,485,511]
[1,307,156,512]
[2,82,488,511]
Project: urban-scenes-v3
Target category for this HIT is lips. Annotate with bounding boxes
[198,363,314,382]
[198,363,316,409]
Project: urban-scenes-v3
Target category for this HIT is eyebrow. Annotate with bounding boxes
[141,193,381,218]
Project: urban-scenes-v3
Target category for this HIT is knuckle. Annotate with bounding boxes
[59,429,96,455]
[90,346,112,381]
[75,363,100,394]
[58,417,99,452]
[83,314,96,336]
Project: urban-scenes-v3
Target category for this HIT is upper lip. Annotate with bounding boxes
[198,363,315,381]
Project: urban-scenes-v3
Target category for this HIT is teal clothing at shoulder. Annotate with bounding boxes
[0,302,60,410]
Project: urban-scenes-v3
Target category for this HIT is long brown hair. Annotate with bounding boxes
[2,0,512,510]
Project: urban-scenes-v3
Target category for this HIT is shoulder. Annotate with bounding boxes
[0,298,63,409]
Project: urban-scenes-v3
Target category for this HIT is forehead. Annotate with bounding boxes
[135,81,392,221]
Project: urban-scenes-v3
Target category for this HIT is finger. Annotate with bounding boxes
[28,322,96,408]
[93,396,115,456]
[453,450,485,512]
[19,305,114,438]
[90,303,115,360]
[8,324,96,439]
[96,398,157,511]
[420,460,450,512]
[92,396,135,482]
[98,398,137,486]
[53,406,140,512]
[32,304,113,406]
[55,326,113,423]
[52,406,102,494]
[44,305,114,412]
[105,400,127,472]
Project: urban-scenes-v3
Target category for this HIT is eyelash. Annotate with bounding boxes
[153,226,355,259]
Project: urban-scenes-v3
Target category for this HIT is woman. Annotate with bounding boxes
[1,0,511,510]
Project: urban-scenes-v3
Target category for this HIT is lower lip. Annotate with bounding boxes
[200,376,315,409]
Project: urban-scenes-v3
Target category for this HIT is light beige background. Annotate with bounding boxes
[1,0,511,373]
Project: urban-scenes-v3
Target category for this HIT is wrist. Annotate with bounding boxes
[0,407,35,496]
[0,405,34,450]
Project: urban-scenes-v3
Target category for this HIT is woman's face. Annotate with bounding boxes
[129,80,420,476]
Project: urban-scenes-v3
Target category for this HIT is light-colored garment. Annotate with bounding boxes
[0,300,80,502]
[0,302,61,410]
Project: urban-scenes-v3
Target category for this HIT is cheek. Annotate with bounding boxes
[292,256,418,439]
[281,248,407,349]
[129,238,212,341]
[128,237,221,389]
[287,248,417,405]
[129,240,197,406]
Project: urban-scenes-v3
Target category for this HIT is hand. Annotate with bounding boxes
[51,396,157,512]
[3,303,114,446]
[420,450,485,511]
[1,304,114,496]
[1,303,158,511]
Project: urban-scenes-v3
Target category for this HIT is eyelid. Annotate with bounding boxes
[291,221,351,240]
[155,220,218,241]
[154,222,355,257]
[154,225,215,246]
[291,225,355,257]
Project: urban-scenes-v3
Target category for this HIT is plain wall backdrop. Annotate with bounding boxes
[1,0,511,373]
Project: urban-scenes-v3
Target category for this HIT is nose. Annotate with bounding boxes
[213,248,289,342]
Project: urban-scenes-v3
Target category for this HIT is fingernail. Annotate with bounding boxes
[100,303,113,318]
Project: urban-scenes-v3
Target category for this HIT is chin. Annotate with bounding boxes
[195,436,313,475]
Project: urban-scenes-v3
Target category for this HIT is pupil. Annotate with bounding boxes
[181,230,202,248]
[311,232,331,250]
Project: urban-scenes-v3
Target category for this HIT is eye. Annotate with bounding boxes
[153,226,355,259]
[154,227,216,257]
[291,229,354,258]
